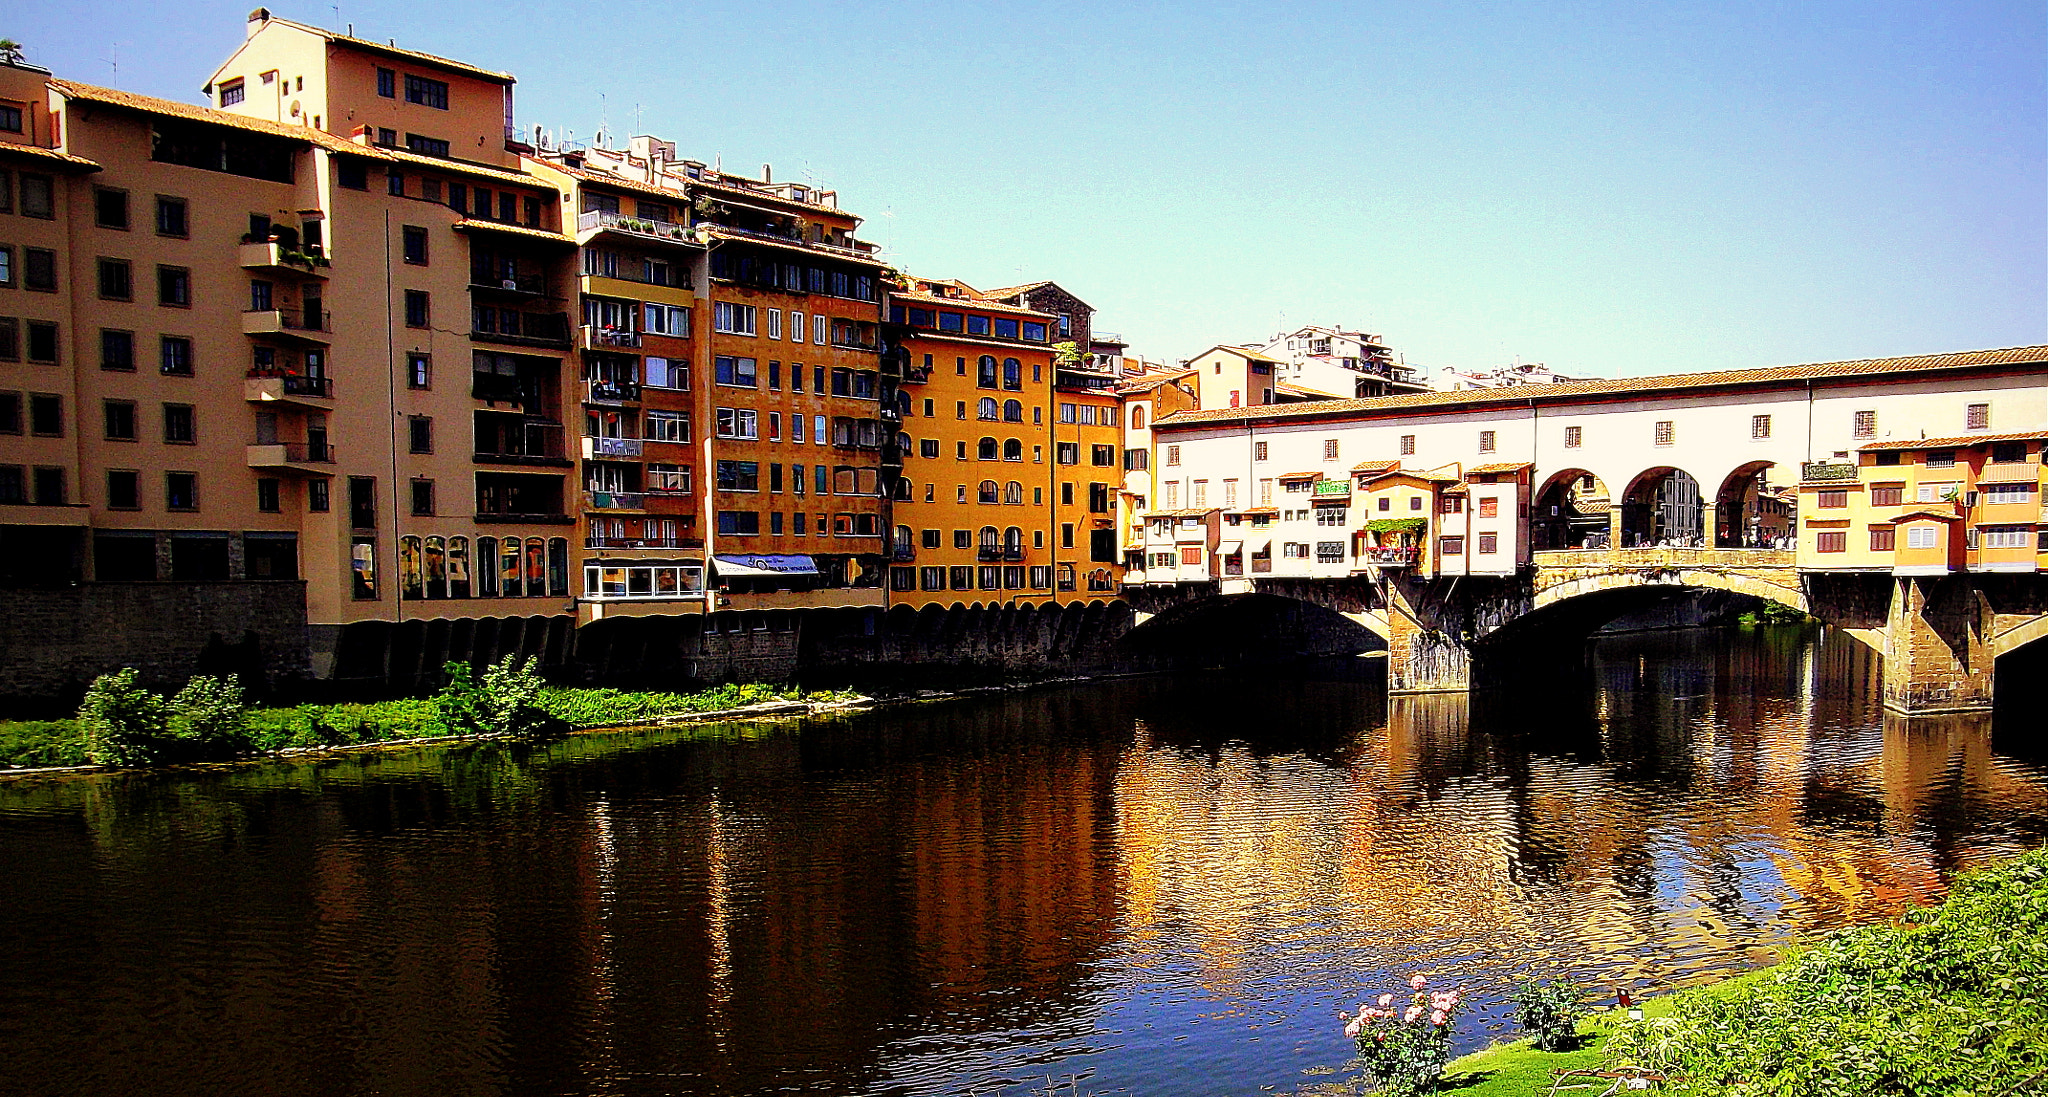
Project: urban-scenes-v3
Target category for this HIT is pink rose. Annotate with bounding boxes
[1377,994,1394,1007]
[1431,1010,1447,1025]
[1409,975,1428,990]
[1405,1005,1424,1023]
[1344,1018,1362,1039]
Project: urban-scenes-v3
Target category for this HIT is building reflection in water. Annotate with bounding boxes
[0,628,2044,1096]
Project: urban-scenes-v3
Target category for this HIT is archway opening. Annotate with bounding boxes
[1117,593,1383,668]
[1532,469,1612,550]
[1620,467,1703,547]
[1714,462,1792,548]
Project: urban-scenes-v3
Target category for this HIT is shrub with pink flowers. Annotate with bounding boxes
[1342,974,1463,1096]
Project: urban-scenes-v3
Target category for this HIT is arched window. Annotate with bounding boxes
[978,480,999,504]
[1132,406,1147,429]
[977,397,999,421]
[548,539,569,596]
[894,524,912,548]
[1004,525,1024,549]
[526,538,548,596]
[977,355,999,388]
[979,525,1000,548]
[895,390,912,416]
[1003,438,1022,461]
[449,536,471,598]
[400,536,423,599]
[892,476,913,500]
[1002,399,1023,422]
[500,537,523,597]
[476,537,498,597]
[1002,357,1022,390]
[424,536,447,599]
[1004,480,1023,504]
[896,431,912,453]
[978,437,999,460]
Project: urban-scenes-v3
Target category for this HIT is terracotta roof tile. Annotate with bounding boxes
[378,145,541,186]
[1858,431,2048,451]
[1154,345,2048,430]
[1888,508,1963,522]
[451,220,576,246]
[1275,470,1323,480]
[0,141,101,171]
[262,17,516,83]
[1350,459,1400,473]
[50,79,358,152]
[1468,462,1534,475]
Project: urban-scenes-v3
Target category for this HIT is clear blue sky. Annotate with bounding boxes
[12,0,2044,378]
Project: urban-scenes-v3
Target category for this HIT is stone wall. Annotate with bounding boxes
[0,581,310,710]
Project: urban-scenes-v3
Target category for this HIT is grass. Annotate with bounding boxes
[0,681,859,769]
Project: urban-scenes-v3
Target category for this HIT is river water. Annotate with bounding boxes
[1,626,2044,1097]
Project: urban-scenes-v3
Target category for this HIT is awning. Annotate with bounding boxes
[713,553,819,578]
[1217,541,1243,556]
[1244,537,1272,554]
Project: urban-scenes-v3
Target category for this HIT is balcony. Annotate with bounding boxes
[1358,546,1420,567]
[585,536,703,550]
[469,272,550,298]
[1251,558,1273,574]
[831,335,880,353]
[900,365,932,385]
[243,373,335,411]
[585,490,646,511]
[1801,462,1860,482]
[475,421,568,466]
[580,325,643,350]
[472,312,571,349]
[246,440,335,474]
[977,545,1025,562]
[237,240,329,279]
[584,379,642,405]
[1311,479,1352,498]
[697,220,879,262]
[577,209,701,247]
[891,545,916,562]
[583,436,644,459]
[242,309,331,345]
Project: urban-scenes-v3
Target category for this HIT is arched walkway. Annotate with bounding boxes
[1532,468,1612,550]
[1714,461,1791,548]
[1619,467,1704,548]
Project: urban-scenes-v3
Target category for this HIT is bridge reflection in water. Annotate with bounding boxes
[0,628,2043,1097]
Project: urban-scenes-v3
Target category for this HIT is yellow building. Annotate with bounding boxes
[1796,433,2046,575]
[884,278,1059,606]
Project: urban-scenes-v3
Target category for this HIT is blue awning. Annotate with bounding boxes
[713,553,819,578]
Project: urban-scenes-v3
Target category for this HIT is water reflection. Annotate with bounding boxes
[0,628,2043,1096]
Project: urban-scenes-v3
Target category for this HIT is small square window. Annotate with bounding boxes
[156,265,191,307]
[94,188,130,230]
[155,196,188,237]
[165,471,198,511]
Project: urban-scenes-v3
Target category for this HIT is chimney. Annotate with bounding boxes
[247,8,270,38]
[761,162,771,183]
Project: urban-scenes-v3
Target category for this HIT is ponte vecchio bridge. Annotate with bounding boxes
[1125,346,2048,714]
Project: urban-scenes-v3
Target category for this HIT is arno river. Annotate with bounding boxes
[1,627,2044,1096]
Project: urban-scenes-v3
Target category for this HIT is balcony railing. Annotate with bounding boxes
[472,312,571,348]
[1802,462,1860,481]
[890,545,916,562]
[585,536,701,550]
[581,325,642,349]
[1251,558,1273,574]
[584,436,644,458]
[577,209,698,245]
[470,272,548,296]
[831,335,879,353]
[247,440,335,468]
[244,373,335,408]
[585,490,646,510]
[977,545,1025,562]
[1358,546,1420,566]
[699,220,879,261]
[242,309,332,342]
[585,379,642,404]
[476,420,566,461]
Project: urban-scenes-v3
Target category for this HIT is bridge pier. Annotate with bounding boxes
[1880,576,1995,715]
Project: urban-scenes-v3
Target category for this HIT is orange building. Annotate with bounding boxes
[1795,433,2046,575]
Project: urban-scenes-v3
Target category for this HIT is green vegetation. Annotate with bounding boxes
[1735,600,1810,626]
[0,662,858,770]
[1428,992,1689,1095]
[1508,979,1591,1053]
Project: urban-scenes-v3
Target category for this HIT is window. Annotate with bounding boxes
[1991,441,2028,464]
[162,403,194,444]
[376,67,397,97]
[95,188,130,229]
[977,397,999,421]
[165,471,198,511]
[406,353,432,390]
[1926,450,1956,469]
[920,438,940,459]
[1814,530,1846,553]
[220,80,245,107]
[714,302,757,335]
[405,134,450,158]
[1323,439,1338,460]
[160,336,194,376]
[645,357,690,390]
[1125,448,1148,471]
[19,175,53,219]
[387,169,404,194]
[643,303,689,337]
[1981,483,2034,505]
[27,393,62,437]
[715,460,760,491]
[401,226,427,265]
[1166,445,1181,466]
[404,290,430,328]
[100,329,134,372]
[1563,425,1582,449]
[408,415,433,454]
[1870,485,1903,507]
[715,407,758,439]
[1751,414,1771,439]
[0,105,18,133]
[715,355,758,387]
[1056,442,1079,465]
[337,159,368,190]
[106,469,139,510]
[1654,420,1674,445]
[1966,403,1990,430]
[1477,532,1499,554]
[404,74,450,109]
[23,247,55,290]
[1477,497,1499,519]
[1818,490,1847,509]
[1440,536,1464,556]
[1869,527,1895,552]
[814,314,827,344]
[1983,526,2032,549]
[1906,526,1937,550]
[1478,430,1496,453]
[410,478,436,516]
[151,265,191,307]
[103,400,136,441]
[645,410,690,443]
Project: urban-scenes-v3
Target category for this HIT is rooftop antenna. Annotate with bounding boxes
[102,41,116,86]
[595,92,608,149]
[632,102,644,136]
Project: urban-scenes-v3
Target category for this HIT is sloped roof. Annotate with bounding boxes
[1468,462,1534,475]
[1858,431,2048,451]
[0,142,100,172]
[247,16,515,84]
[1888,508,1963,522]
[50,78,360,153]
[1155,345,2048,430]
[1350,459,1400,474]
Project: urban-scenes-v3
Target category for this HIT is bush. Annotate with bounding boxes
[1509,978,1588,1052]
[434,656,555,738]
[0,719,88,767]
[164,675,250,760]
[1346,975,1465,1095]
[1604,849,2048,1094]
[77,669,169,766]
